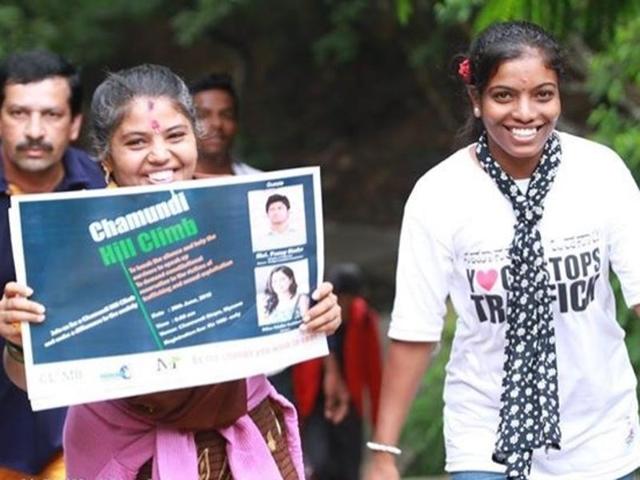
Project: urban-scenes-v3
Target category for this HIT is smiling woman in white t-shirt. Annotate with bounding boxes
[365,20,640,480]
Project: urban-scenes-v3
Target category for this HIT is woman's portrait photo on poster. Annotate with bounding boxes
[255,260,310,327]
[247,185,307,252]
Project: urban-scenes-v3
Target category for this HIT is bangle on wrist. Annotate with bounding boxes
[5,341,24,364]
[366,441,402,456]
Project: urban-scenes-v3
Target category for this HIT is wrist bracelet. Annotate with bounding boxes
[366,441,402,456]
[5,341,24,364]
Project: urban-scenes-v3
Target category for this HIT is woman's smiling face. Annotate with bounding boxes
[106,96,197,186]
[472,48,561,178]
[271,270,293,297]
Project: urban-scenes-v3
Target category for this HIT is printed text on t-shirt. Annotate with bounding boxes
[466,247,601,323]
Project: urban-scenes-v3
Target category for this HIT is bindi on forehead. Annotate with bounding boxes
[146,100,162,132]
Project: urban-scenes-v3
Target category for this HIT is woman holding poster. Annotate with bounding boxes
[0,64,341,480]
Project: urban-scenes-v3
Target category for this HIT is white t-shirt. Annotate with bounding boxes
[253,225,306,251]
[390,132,640,479]
[232,160,261,176]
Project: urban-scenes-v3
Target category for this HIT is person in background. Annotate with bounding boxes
[0,49,104,480]
[365,20,640,480]
[189,73,259,176]
[297,263,382,480]
[190,72,350,424]
[1,63,341,480]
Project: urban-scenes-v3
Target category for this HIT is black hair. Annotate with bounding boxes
[327,263,363,296]
[0,49,82,116]
[264,266,298,315]
[188,73,239,114]
[456,21,565,143]
[265,193,290,212]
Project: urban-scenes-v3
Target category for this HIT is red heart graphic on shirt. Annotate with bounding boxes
[477,269,498,291]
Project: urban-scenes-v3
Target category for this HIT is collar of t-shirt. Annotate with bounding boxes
[514,177,531,193]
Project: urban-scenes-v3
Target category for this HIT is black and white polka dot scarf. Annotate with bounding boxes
[476,132,562,479]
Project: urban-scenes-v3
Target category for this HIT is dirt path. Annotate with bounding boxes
[325,220,400,309]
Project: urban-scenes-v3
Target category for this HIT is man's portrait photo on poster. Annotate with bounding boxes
[248,185,307,251]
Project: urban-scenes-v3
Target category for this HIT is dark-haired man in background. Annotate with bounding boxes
[189,73,260,176]
[0,50,105,480]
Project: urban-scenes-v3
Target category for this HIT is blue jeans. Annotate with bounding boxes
[451,472,636,480]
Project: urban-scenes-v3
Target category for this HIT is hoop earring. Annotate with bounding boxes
[101,162,112,185]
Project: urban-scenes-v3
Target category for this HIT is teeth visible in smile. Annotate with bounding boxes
[148,170,174,183]
[511,127,537,137]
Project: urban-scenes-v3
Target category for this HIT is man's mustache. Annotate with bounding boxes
[16,139,54,152]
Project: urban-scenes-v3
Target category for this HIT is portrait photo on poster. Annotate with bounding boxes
[255,259,310,329]
[247,185,307,252]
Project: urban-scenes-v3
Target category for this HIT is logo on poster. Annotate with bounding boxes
[99,365,132,380]
[38,369,83,385]
[157,356,181,372]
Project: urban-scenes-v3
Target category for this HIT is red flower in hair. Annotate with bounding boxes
[458,58,472,84]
